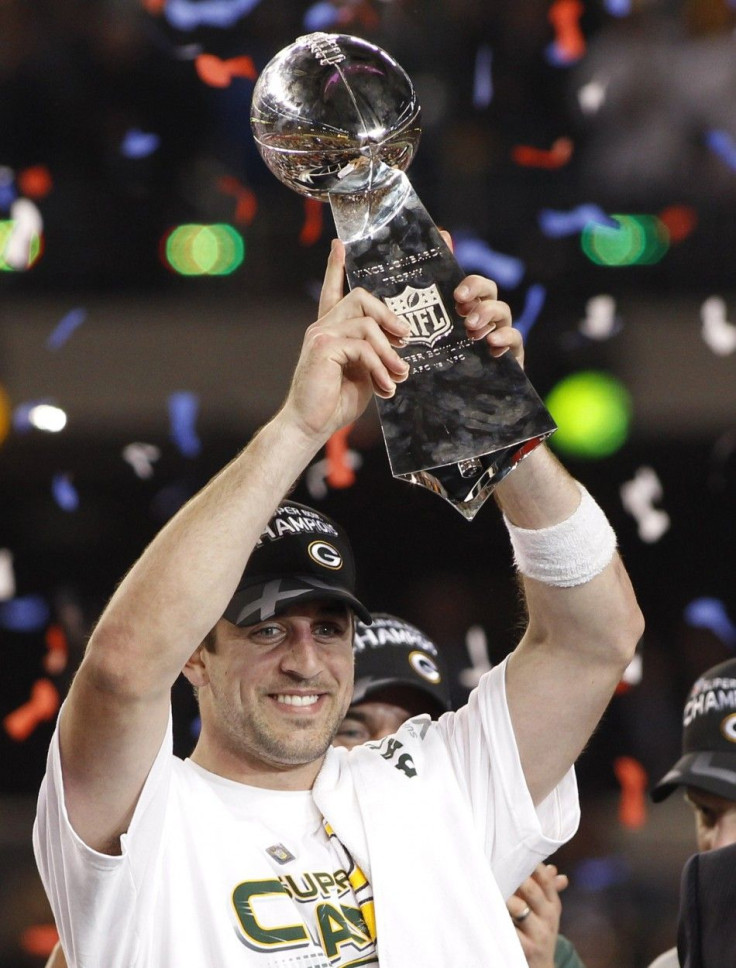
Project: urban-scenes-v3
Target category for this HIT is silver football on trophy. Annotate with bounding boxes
[250,32,421,201]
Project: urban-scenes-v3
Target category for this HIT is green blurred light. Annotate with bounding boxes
[545,370,632,458]
[581,215,669,267]
[0,220,43,271]
[163,224,244,276]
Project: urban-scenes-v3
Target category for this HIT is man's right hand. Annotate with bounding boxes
[280,239,412,445]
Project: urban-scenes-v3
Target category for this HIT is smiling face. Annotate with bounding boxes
[184,601,355,788]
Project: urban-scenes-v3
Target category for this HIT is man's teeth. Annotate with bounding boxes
[276,694,320,706]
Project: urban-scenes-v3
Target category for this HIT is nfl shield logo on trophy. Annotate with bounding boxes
[384,284,453,348]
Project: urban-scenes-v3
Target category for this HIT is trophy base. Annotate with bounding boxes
[399,434,551,521]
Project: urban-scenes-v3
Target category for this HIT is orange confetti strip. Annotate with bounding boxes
[195,54,257,89]
[20,924,59,958]
[658,205,698,243]
[326,424,356,489]
[300,197,324,247]
[4,678,60,741]
[548,0,586,61]
[614,756,648,829]
[141,0,166,12]
[17,165,53,199]
[218,176,258,225]
[512,137,573,169]
[43,622,69,675]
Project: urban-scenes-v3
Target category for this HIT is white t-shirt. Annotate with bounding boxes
[34,658,579,968]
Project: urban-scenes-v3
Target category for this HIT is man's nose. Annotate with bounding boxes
[279,633,323,678]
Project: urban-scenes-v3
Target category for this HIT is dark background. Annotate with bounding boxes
[2,0,736,965]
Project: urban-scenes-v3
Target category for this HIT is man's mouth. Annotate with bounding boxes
[273,694,321,707]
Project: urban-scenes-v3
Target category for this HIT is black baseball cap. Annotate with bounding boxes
[651,657,736,802]
[223,502,371,627]
[351,613,453,717]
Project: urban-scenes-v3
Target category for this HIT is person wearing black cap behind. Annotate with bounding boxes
[335,613,586,968]
[33,239,643,968]
[646,656,736,968]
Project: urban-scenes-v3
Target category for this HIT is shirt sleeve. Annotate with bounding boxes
[436,656,580,898]
[32,702,175,967]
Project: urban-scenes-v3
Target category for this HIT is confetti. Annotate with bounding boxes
[705,129,736,171]
[0,548,15,600]
[218,176,257,224]
[700,296,736,356]
[511,137,573,169]
[13,402,67,433]
[0,594,50,632]
[546,0,586,66]
[615,652,642,694]
[52,473,79,512]
[304,1,340,30]
[684,597,736,648]
[120,128,161,159]
[514,284,546,340]
[0,166,17,209]
[300,197,324,246]
[122,442,161,479]
[3,678,60,741]
[614,756,648,829]
[458,624,492,689]
[195,53,257,88]
[538,204,617,238]
[168,391,202,457]
[2,197,43,270]
[572,855,630,892]
[163,0,265,30]
[305,450,363,500]
[46,307,87,350]
[604,0,631,15]
[326,424,356,489]
[19,924,59,959]
[577,78,608,115]
[453,235,525,288]
[578,294,620,340]
[43,624,69,676]
[620,466,670,543]
[472,44,493,109]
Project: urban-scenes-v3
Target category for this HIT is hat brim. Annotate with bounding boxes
[224,575,372,627]
[651,751,736,802]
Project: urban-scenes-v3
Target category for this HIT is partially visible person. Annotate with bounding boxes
[43,941,64,968]
[676,839,736,968]
[33,240,642,967]
[336,612,586,968]
[647,656,736,968]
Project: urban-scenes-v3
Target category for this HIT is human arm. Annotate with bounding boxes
[44,941,67,968]
[493,442,644,805]
[56,240,413,852]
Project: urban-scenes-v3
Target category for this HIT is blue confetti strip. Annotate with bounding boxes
[453,236,525,289]
[472,44,493,109]
[168,391,202,458]
[538,204,618,238]
[303,1,339,30]
[52,473,79,512]
[120,128,161,160]
[573,855,630,892]
[705,129,736,171]
[604,0,632,15]
[684,597,736,648]
[0,594,50,632]
[164,0,264,30]
[514,284,547,340]
[46,308,87,350]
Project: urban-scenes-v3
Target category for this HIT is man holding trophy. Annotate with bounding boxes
[33,32,643,968]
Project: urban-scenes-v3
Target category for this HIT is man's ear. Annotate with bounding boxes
[182,644,209,688]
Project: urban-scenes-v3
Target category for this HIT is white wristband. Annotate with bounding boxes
[503,483,617,587]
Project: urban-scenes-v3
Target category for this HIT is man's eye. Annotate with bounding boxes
[336,723,368,740]
[315,622,345,638]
